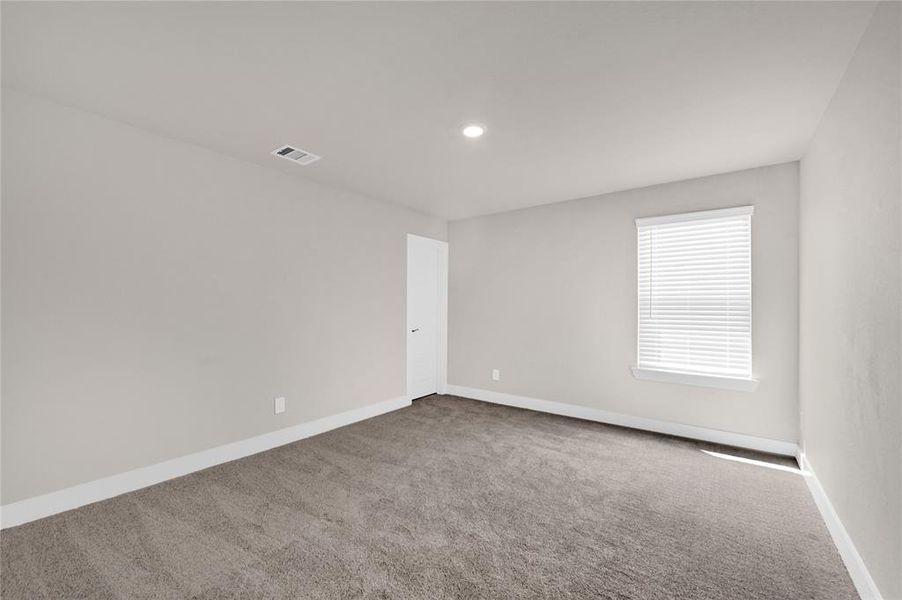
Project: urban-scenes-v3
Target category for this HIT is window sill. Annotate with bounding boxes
[630,367,759,392]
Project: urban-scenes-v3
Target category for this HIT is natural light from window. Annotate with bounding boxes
[701,450,801,474]
[633,206,754,389]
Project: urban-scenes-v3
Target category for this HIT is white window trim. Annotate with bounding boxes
[630,366,759,392]
[634,205,756,391]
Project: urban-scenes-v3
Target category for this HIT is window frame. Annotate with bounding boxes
[631,205,758,392]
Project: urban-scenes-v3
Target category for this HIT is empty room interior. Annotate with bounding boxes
[1,1,900,599]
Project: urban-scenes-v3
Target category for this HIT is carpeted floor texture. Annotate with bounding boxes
[1,395,857,599]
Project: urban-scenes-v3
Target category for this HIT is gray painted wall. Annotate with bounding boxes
[448,162,799,443]
[799,3,901,598]
[1,90,446,505]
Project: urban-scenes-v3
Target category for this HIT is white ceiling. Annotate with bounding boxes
[1,2,876,220]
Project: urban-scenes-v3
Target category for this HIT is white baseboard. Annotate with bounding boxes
[445,385,798,456]
[798,453,884,600]
[0,395,411,529]
[1,389,882,600]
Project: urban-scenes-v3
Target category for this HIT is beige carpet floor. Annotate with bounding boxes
[1,395,857,599]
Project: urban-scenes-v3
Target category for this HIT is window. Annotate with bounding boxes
[631,206,756,391]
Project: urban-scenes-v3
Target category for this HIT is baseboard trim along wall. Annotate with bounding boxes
[0,395,412,530]
[798,453,885,600]
[1,389,881,599]
[445,385,799,456]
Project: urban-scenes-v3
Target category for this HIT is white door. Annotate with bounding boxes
[407,235,447,400]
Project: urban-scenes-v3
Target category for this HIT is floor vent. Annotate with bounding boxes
[271,145,321,165]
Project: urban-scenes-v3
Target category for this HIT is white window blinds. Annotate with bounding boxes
[636,206,753,380]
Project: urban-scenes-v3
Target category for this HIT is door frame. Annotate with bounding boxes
[406,234,449,400]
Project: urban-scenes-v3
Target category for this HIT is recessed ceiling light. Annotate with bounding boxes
[462,124,485,138]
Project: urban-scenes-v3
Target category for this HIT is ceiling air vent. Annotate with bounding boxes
[271,145,321,166]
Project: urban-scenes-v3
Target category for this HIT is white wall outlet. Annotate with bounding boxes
[274,396,286,415]
[492,369,500,381]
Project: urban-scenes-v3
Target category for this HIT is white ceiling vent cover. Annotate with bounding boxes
[271,145,321,165]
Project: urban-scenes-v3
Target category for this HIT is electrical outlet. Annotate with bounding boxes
[274,397,286,414]
[492,369,500,381]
